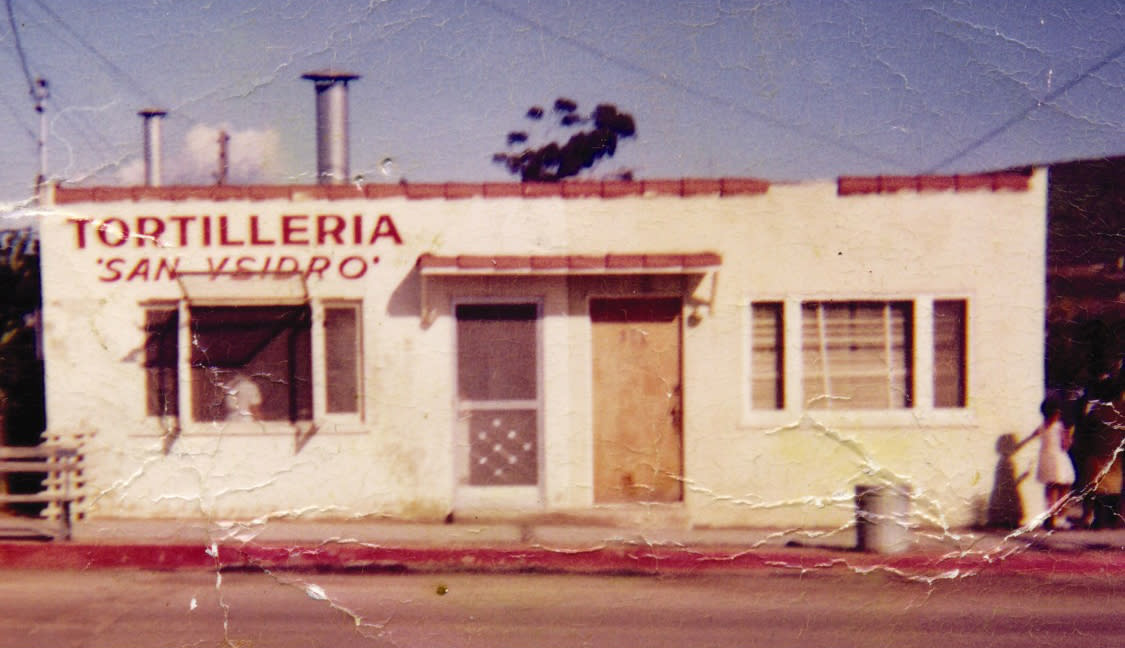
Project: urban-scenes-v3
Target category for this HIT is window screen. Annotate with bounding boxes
[325,305,361,414]
[456,303,538,401]
[456,303,539,487]
[802,301,913,409]
[750,302,784,410]
[933,300,967,408]
[144,306,179,417]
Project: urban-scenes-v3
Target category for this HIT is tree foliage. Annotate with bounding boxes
[493,98,636,182]
[0,227,45,448]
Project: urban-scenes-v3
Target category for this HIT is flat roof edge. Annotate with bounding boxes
[49,178,771,204]
[837,170,1035,196]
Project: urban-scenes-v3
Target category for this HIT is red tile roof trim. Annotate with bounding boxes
[606,254,645,269]
[837,171,1032,196]
[52,178,769,204]
[51,171,1029,203]
[529,256,570,270]
[567,255,605,270]
[417,253,722,274]
[681,252,723,267]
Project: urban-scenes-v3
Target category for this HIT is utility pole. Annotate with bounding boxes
[215,130,230,185]
[33,77,48,197]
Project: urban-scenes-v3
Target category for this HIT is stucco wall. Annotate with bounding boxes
[38,171,1047,528]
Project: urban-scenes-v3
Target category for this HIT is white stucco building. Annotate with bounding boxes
[34,168,1047,530]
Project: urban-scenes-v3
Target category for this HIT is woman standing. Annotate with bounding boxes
[1076,394,1125,529]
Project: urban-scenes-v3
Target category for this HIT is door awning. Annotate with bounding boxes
[175,271,309,305]
[416,252,721,326]
[417,252,721,276]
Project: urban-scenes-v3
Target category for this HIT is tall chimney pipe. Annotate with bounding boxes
[302,70,360,185]
[138,108,168,187]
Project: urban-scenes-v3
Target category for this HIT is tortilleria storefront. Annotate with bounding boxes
[37,170,1048,528]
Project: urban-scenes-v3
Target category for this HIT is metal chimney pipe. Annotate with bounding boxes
[138,108,168,187]
[302,70,360,185]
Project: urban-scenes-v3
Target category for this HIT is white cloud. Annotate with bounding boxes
[116,123,281,186]
[115,158,145,186]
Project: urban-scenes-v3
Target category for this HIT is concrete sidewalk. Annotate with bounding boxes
[4,514,1125,575]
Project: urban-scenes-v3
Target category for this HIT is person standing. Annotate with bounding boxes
[223,372,263,422]
[1030,397,1076,529]
[1074,392,1125,529]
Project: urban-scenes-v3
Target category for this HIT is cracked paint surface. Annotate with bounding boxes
[0,2,1120,198]
[0,1,1120,644]
[23,174,1055,640]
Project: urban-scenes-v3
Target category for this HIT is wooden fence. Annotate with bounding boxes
[0,444,82,540]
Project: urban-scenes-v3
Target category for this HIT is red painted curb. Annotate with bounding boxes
[4,542,1125,576]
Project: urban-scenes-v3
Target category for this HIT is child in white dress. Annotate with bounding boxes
[1032,397,1076,529]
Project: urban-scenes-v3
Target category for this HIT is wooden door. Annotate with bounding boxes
[591,297,683,503]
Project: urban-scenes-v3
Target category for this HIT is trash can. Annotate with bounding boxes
[855,483,912,553]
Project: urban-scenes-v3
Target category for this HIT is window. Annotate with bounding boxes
[750,302,784,410]
[189,305,313,422]
[801,301,913,409]
[324,304,361,414]
[456,303,539,487]
[933,300,967,408]
[144,306,178,417]
[144,301,363,425]
[747,298,967,413]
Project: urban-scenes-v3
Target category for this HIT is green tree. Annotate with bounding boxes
[0,226,45,447]
[493,98,636,182]
[0,225,45,507]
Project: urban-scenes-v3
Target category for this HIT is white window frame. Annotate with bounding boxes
[742,295,974,428]
[138,298,365,436]
[315,300,365,422]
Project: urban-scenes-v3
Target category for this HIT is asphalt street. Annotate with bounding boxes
[2,568,1123,647]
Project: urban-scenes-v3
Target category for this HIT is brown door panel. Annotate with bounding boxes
[591,297,684,503]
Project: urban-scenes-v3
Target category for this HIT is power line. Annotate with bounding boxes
[0,33,37,139]
[29,0,209,128]
[4,0,35,99]
[925,41,1125,173]
[28,0,162,107]
[477,0,910,171]
[0,12,37,139]
[6,0,49,189]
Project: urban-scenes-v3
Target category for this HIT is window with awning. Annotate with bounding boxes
[190,305,313,422]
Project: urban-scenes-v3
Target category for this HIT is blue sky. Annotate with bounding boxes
[0,0,1122,202]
